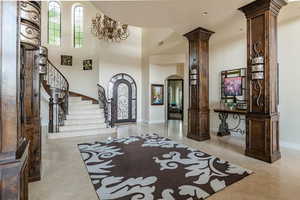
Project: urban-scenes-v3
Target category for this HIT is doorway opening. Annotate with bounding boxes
[167,79,184,121]
[108,73,137,124]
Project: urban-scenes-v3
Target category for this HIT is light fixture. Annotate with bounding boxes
[91,13,129,42]
[202,11,208,16]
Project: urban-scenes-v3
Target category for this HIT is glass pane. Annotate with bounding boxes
[117,83,129,120]
[131,83,136,98]
[124,74,133,84]
[132,100,136,119]
[48,1,61,45]
[168,80,183,110]
[74,6,84,48]
[108,82,114,99]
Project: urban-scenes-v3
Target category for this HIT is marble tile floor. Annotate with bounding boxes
[29,121,300,200]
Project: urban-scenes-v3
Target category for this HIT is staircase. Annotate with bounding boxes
[41,56,116,139]
[49,96,116,139]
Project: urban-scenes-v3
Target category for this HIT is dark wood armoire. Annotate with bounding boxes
[1,1,43,199]
[184,28,214,141]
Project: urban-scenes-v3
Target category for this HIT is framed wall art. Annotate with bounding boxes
[151,84,164,105]
[83,59,92,70]
[61,55,72,66]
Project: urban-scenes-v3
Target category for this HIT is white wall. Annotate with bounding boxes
[209,33,247,132]
[278,17,300,149]
[209,16,300,149]
[41,1,143,121]
[97,26,142,122]
[148,64,178,124]
[41,1,99,99]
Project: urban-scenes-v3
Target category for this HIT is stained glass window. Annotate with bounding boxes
[73,5,83,48]
[48,1,61,45]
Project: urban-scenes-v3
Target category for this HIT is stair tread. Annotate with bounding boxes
[58,128,116,134]
[61,123,106,127]
[48,128,117,139]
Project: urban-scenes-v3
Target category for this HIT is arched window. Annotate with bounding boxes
[48,1,61,45]
[73,5,83,48]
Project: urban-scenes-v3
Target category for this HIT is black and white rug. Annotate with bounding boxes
[78,134,252,200]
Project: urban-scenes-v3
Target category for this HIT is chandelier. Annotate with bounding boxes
[91,14,129,42]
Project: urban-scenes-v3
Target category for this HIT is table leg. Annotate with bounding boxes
[217,112,230,137]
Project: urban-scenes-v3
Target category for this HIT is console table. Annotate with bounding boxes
[214,108,246,137]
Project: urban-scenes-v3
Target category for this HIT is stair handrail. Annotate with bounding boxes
[42,59,70,133]
[97,84,114,127]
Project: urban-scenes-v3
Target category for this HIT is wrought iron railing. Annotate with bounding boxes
[97,84,114,127]
[43,59,69,133]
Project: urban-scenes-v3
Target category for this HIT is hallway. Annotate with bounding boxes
[30,122,300,200]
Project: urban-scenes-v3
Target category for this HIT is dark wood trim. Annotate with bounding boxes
[69,91,98,104]
[239,0,286,163]
[184,27,214,142]
[0,1,33,199]
[239,0,287,17]
[23,51,42,182]
[1,0,20,154]
[184,27,215,40]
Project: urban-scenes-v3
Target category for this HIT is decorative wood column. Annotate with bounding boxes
[239,0,287,163]
[184,28,214,141]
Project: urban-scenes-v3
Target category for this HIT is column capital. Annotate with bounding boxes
[184,27,215,41]
[239,0,287,17]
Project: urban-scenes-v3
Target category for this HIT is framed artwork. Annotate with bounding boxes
[83,59,92,70]
[151,84,164,105]
[61,55,72,66]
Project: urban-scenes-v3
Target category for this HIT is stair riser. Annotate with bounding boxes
[64,119,105,126]
[69,97,82,101]
[48,128,117,139]
[69,105,100,110]
[69,101,93,105]
[66,115,104,120]
[69,108,103,114]
[60,124,107,132]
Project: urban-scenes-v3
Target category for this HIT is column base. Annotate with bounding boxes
[246,113,281,163]
[187,133,210,142]
[245,150,281,163]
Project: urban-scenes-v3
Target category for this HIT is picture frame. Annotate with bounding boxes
[61,55,72,66]
[83,59,92,70]
[151,84,164,105]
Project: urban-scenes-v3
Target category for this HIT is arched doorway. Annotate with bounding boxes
[108,73,137,123]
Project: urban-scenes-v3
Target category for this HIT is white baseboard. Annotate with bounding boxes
[41,120,48,126]
[148,120,165,124]
[280,141,300,151]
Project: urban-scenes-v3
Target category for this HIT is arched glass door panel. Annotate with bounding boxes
[108,73,137,123]
[117,83,129,120]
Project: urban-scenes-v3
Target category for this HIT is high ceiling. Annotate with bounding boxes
[92,0,254,34]
[91,0,300,45]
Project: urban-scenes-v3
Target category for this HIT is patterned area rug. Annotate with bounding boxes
[78,134,252,200]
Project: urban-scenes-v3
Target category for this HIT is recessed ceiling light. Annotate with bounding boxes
[202,12,208,16]
[158,41,164,46]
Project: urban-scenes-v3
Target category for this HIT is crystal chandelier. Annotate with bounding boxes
[91,14,129,42]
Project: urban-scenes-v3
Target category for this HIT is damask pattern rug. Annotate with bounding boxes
[78,134,252,200]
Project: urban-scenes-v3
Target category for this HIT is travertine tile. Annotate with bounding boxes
[29,121,300,200]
